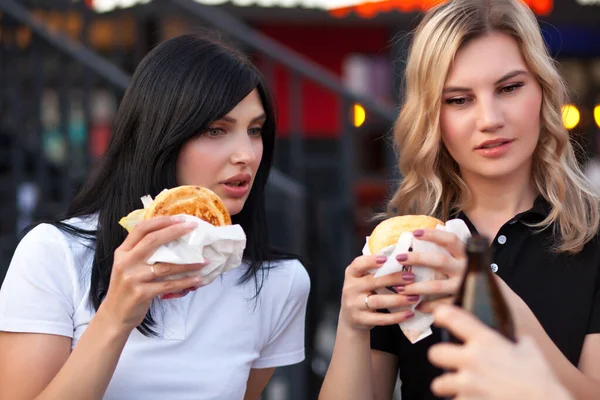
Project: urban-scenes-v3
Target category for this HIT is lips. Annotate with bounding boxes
[224,181,246,187]
[476,139,514,150]
[221,173,251,187]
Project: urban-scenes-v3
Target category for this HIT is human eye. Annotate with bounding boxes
[444,97,468,106]
[500,82,524,94]
[248,127,263,137]
[201,127,225,138]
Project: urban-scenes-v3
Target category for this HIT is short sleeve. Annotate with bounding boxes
[0,224,75,337]
[252,260,310,369]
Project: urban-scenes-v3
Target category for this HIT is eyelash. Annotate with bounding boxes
[200,127,263,138]
[202,128,225,137]
[444,82,525,105]
[248,127,263,137]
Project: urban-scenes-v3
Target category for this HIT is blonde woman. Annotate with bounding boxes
[320,0,600,399]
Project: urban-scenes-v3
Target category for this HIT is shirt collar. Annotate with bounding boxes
[455,195,550,232]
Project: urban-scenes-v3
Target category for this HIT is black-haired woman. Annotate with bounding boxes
[0,34,310,400]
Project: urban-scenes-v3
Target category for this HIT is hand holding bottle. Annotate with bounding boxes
[428,304,573,400]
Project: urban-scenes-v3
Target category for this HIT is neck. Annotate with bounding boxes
[461,166,537,239]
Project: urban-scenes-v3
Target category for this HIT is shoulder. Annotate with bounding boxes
[261,259,311,302]
[17,223,71,255]
[10,216,97,282]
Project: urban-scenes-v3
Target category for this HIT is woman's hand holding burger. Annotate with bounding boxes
[338,214,470,333]
[339,255,420,332]
[399,228,468,313]
[100,216,209,333]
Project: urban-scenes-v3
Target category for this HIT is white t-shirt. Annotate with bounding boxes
[0,217,310,399]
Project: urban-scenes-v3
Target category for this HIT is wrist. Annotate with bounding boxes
[95,305,135,341]
[336,317,371,342]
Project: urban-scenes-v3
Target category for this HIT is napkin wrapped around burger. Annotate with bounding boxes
[362,215,471,343]
[119,185,246,299]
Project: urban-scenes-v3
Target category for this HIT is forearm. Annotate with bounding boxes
[36,307,131,400]
[499,280,600,400]
[319,324,375,400]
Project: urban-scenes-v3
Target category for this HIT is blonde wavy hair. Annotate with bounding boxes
[389,0,599,253]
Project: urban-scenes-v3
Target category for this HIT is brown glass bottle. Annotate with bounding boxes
[446,234,516,343]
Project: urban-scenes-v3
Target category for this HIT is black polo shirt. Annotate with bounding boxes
[370,197,600,399]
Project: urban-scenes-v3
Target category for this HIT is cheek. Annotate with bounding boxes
[517,90,542,134]
[440,109,468,159]
[176,141,220,185]
[253,140,264,167]
[510,88,543,151]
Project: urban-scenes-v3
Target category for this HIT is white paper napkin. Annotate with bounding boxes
[130,194,247,298]
[362,218,471,343]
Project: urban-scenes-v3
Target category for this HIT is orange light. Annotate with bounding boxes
[328,0,553,19]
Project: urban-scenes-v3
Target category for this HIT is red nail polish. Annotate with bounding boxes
[407,295,420,302]
[396,253,408,262]
[413,229,424,237]
[404,311,415,319]
[375,255,387,264]
[393,285,405,292]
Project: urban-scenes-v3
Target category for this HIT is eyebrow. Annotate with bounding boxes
[218,113,267,124]
[442,70,529,94]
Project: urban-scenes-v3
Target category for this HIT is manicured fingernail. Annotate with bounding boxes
[171,215,186,222]
[402,272,415,281]
[376,255,387,264]
[393,285,405,292]
[404,311,415,319]
[183,221,198,229]
[396,253,408,262]
[407,295,420,302]
[413,229,424,237]
[416,303,424,311]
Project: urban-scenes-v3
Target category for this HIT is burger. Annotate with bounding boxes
[119,185,231,232]
[368,215,444,255]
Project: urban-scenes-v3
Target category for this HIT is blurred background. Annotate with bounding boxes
[0,0,599,398]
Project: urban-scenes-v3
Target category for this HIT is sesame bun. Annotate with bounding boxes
[368,215,444,254]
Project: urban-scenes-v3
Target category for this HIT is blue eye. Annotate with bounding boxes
[248,127,263,137]
[202,128,225,137]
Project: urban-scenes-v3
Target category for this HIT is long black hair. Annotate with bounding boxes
[48,34,294,336]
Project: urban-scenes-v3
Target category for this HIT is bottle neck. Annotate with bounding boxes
[466,251,491,273]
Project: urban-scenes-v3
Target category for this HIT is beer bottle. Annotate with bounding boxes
[446,234,516,343]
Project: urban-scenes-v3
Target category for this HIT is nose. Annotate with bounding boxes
[476,95,504,133]
[230,132,257,165]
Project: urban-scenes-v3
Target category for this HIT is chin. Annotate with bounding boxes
[470,165,527,180]
[223,199,246,217]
